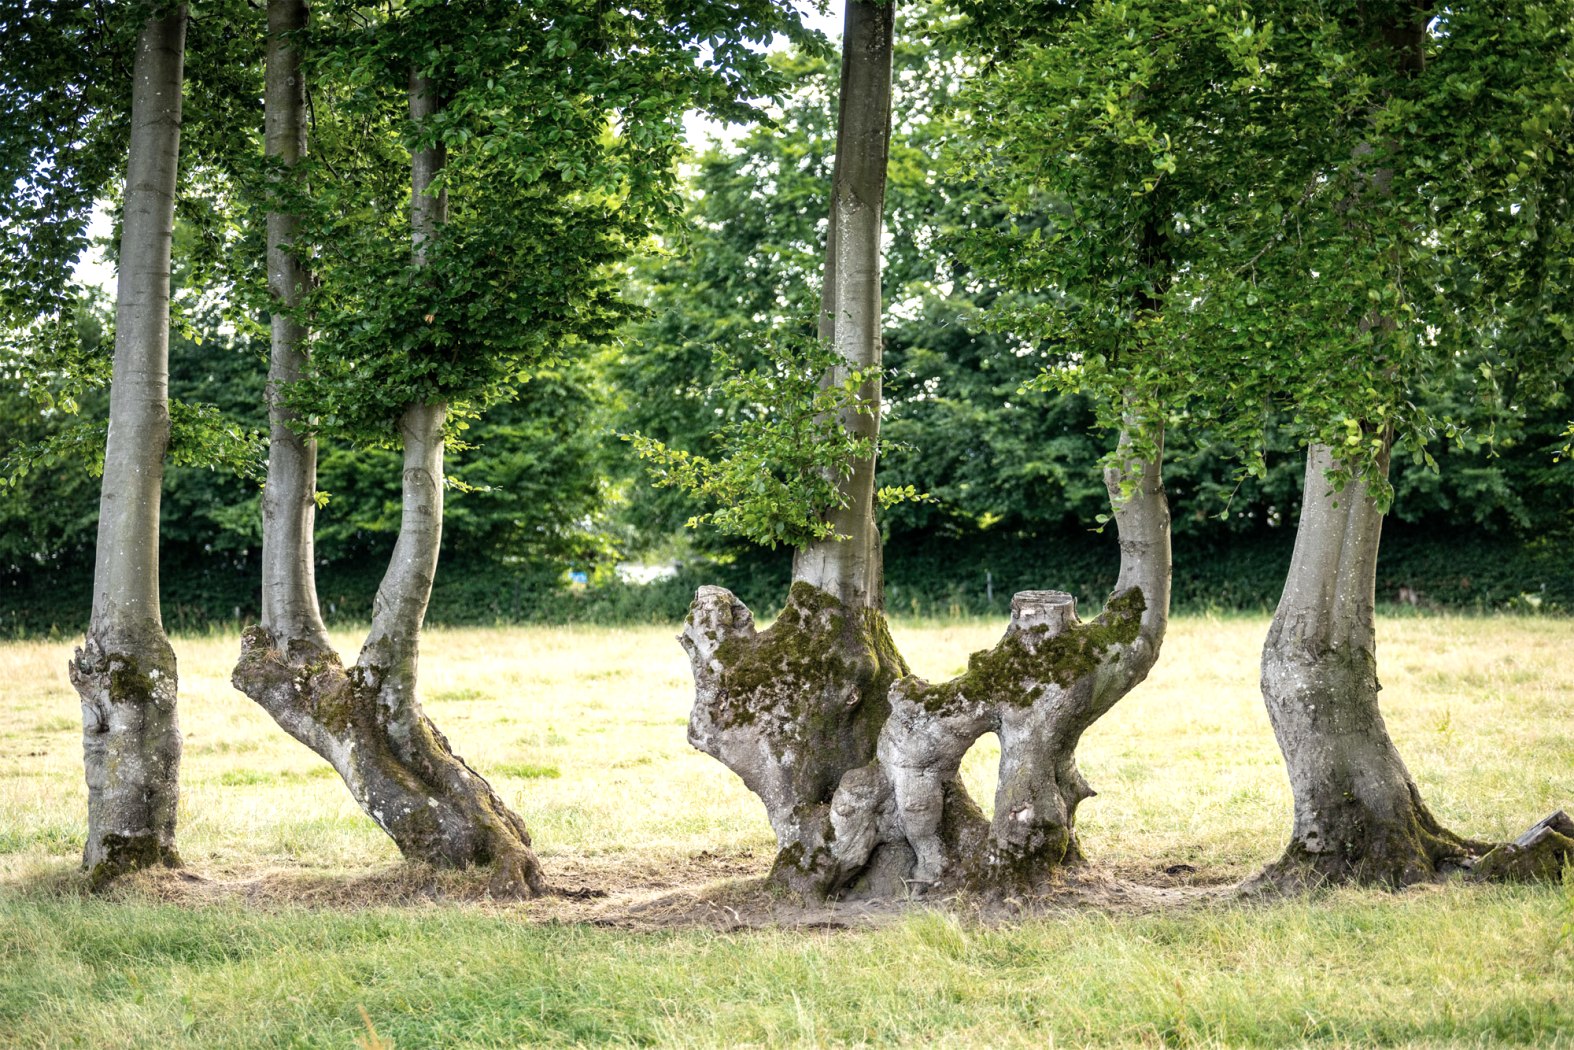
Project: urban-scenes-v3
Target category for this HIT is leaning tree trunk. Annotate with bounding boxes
[233,54,543,897]
[1255,445,1572,888]
[70,6,188,886]
[681,0,905,897]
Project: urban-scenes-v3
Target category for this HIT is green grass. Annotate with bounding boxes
[2,615,1572,1048]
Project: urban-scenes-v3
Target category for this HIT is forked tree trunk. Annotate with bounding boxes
[828,435,1169,896]
[71,7,188,886]
[1254,446,1572,888]
[681,0,905,897]
[232,47,543,897]
[685,433,1170,899]
[682,1,1173,900]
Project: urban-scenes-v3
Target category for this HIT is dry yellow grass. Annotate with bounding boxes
[2,612,1569,886]
[1,614,1572,1049]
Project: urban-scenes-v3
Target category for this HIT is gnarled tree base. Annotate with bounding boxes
[684,586,1160,901]
[233,626,544,897]
[682,582,907,897]
[828,589,1150,898]
[71,626,183,887]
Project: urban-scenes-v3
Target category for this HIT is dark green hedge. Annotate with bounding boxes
[6,524,1564,638]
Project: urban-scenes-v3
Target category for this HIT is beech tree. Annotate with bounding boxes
[71,5,189,884]
[970,0,1574,887]
[2,0,265,883]
[231,0,808,895]
[642,0,1171,899]
[3,0,200,883]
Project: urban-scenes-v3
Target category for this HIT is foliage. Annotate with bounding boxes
[1,0,274,483]
[613,11,1111,551]
[627,333,887,548]
[272,0,814,444]
[963,0,1574,499]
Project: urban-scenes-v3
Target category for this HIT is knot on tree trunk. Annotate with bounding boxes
[232,625,359,759]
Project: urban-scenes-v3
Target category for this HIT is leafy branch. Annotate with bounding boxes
[626,331,926,549]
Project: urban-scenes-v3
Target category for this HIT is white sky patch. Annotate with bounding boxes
[683,1,843,152]
[72,206,116,294]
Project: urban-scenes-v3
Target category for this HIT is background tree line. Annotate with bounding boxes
[3,3,1570,640]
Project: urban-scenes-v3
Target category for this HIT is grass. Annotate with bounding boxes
[2,613,1572,1048]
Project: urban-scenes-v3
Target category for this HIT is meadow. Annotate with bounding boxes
[1,612,1571,1048]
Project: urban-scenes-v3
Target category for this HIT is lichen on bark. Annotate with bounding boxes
[682,582,907,896]
[233,624,545,897]
[824,586,1160,897]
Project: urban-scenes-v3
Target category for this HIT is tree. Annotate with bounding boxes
[656,0,1171,899]
[232,0,809,895]
[70,4,189,883]
[968,0,1574,886]
[1252,1,1574,887]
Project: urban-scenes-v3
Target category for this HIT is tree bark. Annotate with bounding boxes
[1254,444,1489,888]
[822,431,1170,896]
[70,6,188,886]
[793,0,895,610]
[685,433,1170,899]
[233,54,543,897]
[258,0,329,653]
[680,0,904,897]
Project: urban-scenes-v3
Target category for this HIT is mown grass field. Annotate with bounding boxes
[1,612,1571,1048]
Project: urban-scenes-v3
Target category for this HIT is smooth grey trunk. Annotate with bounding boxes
[1251,15,1573,879]
[71,6,188,885]
[236,61,543,896]
[259,0,328,651]
[1255,443,1483,887]
[681,0,903,897]
[792,0,895,610]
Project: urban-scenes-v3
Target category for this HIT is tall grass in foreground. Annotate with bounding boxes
[1,615,1571,1047]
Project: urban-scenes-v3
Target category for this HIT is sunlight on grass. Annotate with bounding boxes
[1,614,1571,1047]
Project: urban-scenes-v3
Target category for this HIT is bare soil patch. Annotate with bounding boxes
[23,848,1236,930]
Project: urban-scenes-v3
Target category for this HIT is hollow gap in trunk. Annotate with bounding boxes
[959,733,1002,822]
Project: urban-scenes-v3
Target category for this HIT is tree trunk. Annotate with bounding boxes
[1254,444,1484,888]
[70,6,188,886]
[233,55,543,897]
[1250,8,1513,891]
[823,432,1170,897]
[681,0,904,897]
[258,0,329,654]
